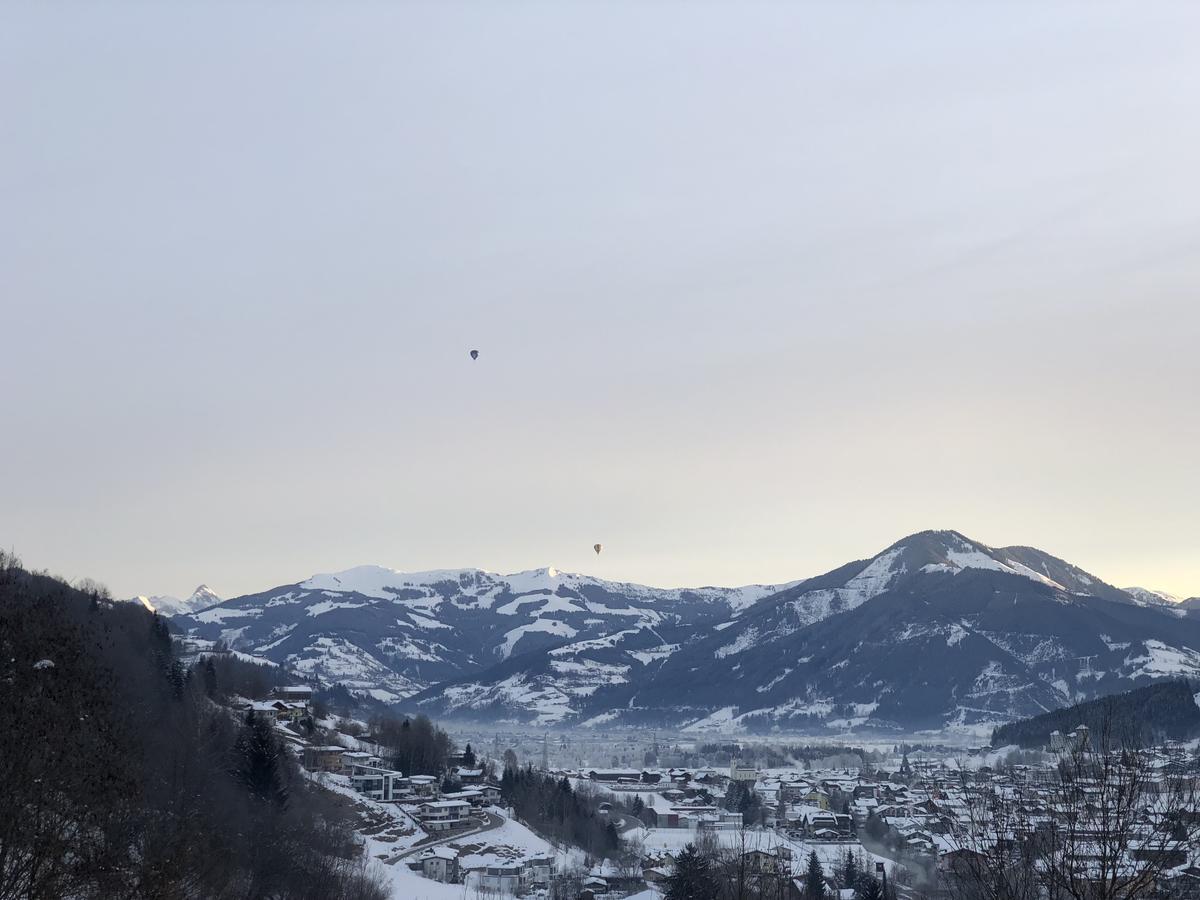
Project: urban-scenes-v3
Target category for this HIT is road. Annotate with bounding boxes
[385,810,505,865]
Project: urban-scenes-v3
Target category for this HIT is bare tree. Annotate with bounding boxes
[947,717,1200,900]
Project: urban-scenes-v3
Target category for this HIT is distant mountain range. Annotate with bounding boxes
[165,566,793,703]
[132,584,223,617]
[162,530,1200,733]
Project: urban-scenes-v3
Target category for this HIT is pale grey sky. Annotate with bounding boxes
[2,1,1198,601]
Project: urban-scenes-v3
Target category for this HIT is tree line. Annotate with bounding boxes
[665,836,894,900]
[499,765,621,858]
[991,680,1200,749]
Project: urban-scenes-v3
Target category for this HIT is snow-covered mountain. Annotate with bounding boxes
[411,531,1200,732]
[168,531,1200,731]
[1122,586,1187,613]
[132,584,223,617]
[173,565,797,703]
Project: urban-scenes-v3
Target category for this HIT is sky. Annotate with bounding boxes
[1,1,1198,601]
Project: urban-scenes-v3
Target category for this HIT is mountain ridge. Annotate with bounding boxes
[167,529,1200,732]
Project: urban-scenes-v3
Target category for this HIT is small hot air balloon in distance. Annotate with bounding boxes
[593,543,603,555]
[469,349,479,360]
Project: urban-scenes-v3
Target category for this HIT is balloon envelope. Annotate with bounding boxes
[593,544,602,555]
[469,349,479,360]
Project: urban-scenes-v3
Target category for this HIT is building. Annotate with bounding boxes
[478,864,523,893]
[339,750,379,773]
[731,761,759,782]
[417,847,459,883]
[302,745,346,772]
[272,685,313,703]
[408,774,441,800]
[350,764,406,802]
[419,799,471,832]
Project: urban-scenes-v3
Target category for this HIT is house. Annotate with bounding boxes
[478,864,523,893]
[442,789,484,807]
[246,699,307,724]
[414,846,459,883]
[479,783,502,805]
[246,700,283,724]
[339,750,378,773]
[587,769,642,783]
[419,799,471,832]
[454,766,485,785]
[525,855,556,886]
[743,848,793,875]
[272,685,313,703]
[804,788,831,810]
[350,764,406,802]
[580,875,608,899]
[302,745,347,772]
[408,774,441,800]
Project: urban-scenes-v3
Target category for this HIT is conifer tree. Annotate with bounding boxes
[806,849,826,900]
[664,843,719,900]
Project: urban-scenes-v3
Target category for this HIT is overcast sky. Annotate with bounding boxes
[2,1,1198,601]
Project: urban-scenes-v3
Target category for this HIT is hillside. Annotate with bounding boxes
[0,552,386,899]
[991,681,1200,749]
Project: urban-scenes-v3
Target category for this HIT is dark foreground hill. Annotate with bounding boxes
[991,680,1200,749]
[0,552,385,900]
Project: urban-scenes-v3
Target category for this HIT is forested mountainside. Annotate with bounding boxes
[0,552,386,900]
[991,680,1200,749]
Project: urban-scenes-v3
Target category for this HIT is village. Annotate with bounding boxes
[246,684,1200,899]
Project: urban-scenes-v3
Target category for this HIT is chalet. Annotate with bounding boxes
[272,685,313,703]
[419,799,471,832]
[479,783,502,805]
[453,766,485,785]
[302,745,346,772]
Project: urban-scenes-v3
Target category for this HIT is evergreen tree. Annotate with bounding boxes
[202,658,217,698]
[856,876,883,900]
[631,795,645,816]
[664,843,719,900]
[233,711,289,809]
[462,742,476,767]
[806,849,826,900]
[843,848,857,888]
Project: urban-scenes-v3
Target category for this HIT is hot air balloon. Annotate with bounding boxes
[593,543,602,555]
[469,349,479,360]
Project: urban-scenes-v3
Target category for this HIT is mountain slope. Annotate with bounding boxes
[412,531,1200,731]
[173,565,797,702]
[991,680,1200,748]
[1122,586,1187,614]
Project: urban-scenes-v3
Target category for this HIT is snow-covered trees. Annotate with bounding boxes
[0,556,387,900]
